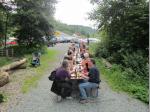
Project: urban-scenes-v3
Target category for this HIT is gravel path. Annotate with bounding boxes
[8,43,148,112]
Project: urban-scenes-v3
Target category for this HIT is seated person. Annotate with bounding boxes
[67,50,73,60]
[79,59,100,104]
[80,42,86,58]
[31,52,41,66]
[71,43,76,53]
[81,53,92,72]
[64,50,74,71]
[80,49,86,59]
[51,60,72,102]
[81,63,88,76]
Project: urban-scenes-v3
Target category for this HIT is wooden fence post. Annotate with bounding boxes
[6,49,8,57]
[0,48,14,57]
[12,48,14,57]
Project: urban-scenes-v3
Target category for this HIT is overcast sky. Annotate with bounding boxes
[54,0,95,28]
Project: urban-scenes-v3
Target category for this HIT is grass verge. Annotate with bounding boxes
[0,92,8,103]
[96,58,149,103]
[21,49,58,93]
[0,57,14,67]
[89,43,148,103]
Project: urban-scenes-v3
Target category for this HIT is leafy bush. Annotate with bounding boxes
[95,42,110,58]
[122,51,148,81]
[127,84,149,103]
[96,58,149,103]
[9,45,47,56]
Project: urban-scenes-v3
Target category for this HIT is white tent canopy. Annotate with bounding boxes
[9,37,17,40]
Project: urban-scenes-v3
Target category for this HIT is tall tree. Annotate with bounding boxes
[13,0,57,47]
[89,0,149,80]
[0,1,13,46]
[89,0,149,59]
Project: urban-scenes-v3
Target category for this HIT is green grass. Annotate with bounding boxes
[0,57,14,67]
[0,92,8,103]
[21,49,58,93]
[96,58,149,103]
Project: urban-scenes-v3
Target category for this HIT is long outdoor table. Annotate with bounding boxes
[69,71,85,98]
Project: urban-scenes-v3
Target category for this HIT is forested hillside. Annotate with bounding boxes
[53,21,96,37]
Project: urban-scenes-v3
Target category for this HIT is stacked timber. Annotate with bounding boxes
[0,58,27,87]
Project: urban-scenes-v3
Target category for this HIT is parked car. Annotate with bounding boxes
[47,37,57,47]
[56,36,69,43]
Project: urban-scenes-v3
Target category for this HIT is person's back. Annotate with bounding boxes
[55,67,70,80]
[51,60,72,101]
[88,66,100,84]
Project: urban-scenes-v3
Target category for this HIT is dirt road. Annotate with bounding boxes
[6,43,149,112]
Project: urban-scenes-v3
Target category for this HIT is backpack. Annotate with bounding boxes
[48,70,57,81]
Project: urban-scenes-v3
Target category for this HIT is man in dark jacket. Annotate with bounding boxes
[79,59,100,104]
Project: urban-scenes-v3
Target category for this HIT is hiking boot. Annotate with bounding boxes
[79,99,88,104]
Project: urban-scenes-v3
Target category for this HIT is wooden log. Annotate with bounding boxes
[0,58,27,72]
[17,64,27,69]
[0,71,9,87]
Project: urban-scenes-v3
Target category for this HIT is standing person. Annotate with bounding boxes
[51,60,72,102]
[79,59,101,104]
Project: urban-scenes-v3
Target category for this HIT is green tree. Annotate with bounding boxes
[89,0,149,80]
[0,1,13,46]
[89,0,149,103]
[89,0,149,60]
[13,0,56,47]
[0,3,5,43]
